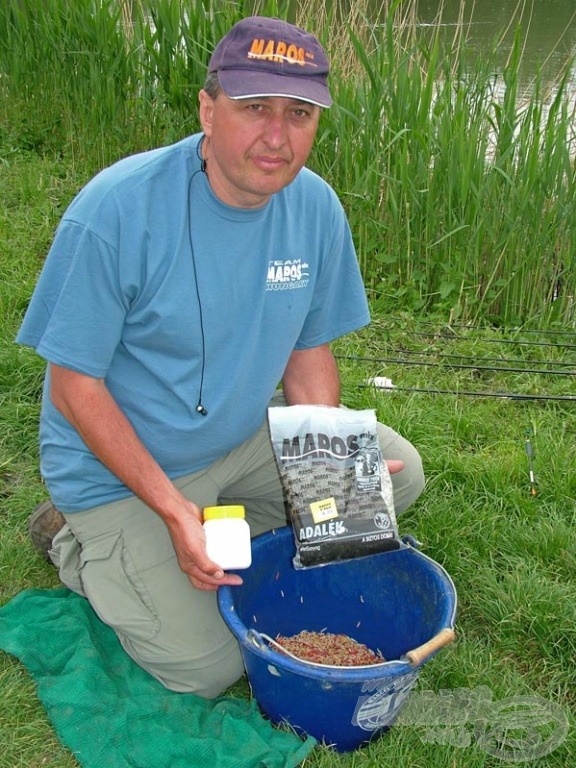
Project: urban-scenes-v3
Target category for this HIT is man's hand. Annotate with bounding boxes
[164,500,244,591]
[386,459,404,474]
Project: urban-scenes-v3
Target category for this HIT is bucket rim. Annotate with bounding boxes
[217,526,457,679]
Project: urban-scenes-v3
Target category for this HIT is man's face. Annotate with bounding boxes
[199,90,321,209]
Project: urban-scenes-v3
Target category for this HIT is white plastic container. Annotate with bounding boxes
[203,505,252,570]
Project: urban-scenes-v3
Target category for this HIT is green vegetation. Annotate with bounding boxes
[1,1,575,766]
[2,0,575,325]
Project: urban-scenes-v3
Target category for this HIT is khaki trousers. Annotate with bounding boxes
[50,404,424,699]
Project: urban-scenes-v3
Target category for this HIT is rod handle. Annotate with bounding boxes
[405,627,456,666]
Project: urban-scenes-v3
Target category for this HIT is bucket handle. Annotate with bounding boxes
[404,627,456,666]
[246,629,268,650]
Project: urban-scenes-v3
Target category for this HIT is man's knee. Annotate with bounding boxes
[376,424,425,514]
[392,447,425,513]
[120,635,246,699]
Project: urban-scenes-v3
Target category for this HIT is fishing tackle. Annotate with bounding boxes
[359,382,576,402]
[409,331,576,351]
[524,430,538,497]
[339,353,576,377]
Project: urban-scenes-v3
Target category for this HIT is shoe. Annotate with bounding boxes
[28,500,65,560]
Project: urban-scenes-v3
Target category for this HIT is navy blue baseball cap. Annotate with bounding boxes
[208,16,332,108]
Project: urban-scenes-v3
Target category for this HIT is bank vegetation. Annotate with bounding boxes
[1,0,576,326]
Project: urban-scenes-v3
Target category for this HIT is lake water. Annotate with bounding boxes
[413,0,576,90]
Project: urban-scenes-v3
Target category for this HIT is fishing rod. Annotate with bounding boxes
[410,321,576,338]
[407,331,576,350]
[337,354,576,377]
[385,347,576,369]
[357,382,576,402]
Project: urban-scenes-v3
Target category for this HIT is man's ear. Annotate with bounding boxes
[198,89,214,137]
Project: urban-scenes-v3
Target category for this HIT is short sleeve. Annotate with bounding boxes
[17,218,127,377]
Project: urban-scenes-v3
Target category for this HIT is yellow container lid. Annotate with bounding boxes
[203,505,246,520]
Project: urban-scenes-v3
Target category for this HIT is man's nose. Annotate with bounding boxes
[262,113,288,148]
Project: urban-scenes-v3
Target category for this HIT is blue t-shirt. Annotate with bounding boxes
[17,134,370,511]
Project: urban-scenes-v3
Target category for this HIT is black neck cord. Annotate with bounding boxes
[187,136,208,416]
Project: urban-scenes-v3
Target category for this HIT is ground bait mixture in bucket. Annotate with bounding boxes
[268,405,399,568]
[274,630,386,666]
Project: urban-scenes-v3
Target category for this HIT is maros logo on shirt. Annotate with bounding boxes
[266,259,309,291]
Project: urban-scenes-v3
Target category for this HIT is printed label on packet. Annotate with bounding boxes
[310,497,339,523]
[268,405,400,568]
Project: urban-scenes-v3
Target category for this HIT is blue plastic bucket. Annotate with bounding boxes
[218,526,457,752]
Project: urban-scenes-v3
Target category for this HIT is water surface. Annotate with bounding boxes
[414,0,576,89]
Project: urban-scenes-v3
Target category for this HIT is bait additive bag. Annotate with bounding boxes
[268,405,400,568]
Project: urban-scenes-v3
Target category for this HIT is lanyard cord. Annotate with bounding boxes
[187,135,209,416]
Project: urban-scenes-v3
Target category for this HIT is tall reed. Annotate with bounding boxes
[312,0,576,327]
[1,0,575,326]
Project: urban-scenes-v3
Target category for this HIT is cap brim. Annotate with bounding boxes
[217,70,332,108]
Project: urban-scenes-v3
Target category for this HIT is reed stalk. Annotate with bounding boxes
[1,0,575,327]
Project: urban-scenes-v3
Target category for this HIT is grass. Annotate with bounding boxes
[1,0,576,766]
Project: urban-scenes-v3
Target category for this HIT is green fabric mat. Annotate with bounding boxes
[0,588,316,768]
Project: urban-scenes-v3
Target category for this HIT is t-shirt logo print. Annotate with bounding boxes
[266,259,310,291]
